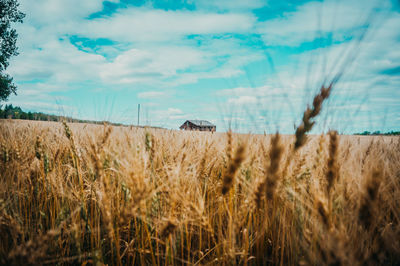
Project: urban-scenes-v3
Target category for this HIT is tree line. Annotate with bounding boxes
[0,104,125,126]
[1,0,25,101]
[354,130,400,136]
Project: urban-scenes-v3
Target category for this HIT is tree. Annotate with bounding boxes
[0,0,24,101]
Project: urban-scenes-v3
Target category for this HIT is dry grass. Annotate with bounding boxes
[0,118,399,265]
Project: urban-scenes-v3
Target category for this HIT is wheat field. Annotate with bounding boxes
[0,117,399,265]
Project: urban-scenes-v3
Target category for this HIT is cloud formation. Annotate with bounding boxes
[4,0,400,133]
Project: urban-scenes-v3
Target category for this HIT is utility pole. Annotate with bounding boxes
[137,104,140,126]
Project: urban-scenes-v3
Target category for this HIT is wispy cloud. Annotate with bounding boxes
[80,9,256,43]
[138,91,167,99]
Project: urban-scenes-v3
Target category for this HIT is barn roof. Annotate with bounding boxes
[186,120,215,127]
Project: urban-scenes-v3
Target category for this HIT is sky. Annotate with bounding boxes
[4,0,400,133]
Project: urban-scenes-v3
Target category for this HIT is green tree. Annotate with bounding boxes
[0,0,24,101]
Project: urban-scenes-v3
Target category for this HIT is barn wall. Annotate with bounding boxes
[180,121,216,131]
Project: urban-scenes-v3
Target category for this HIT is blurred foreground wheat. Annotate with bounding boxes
[0,117,399,265]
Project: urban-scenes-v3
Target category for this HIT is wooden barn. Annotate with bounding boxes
[179,120,216,132]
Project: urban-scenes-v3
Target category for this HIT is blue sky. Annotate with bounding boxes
[5,0,400,133]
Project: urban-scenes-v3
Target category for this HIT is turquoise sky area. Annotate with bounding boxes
[5,0,400,133]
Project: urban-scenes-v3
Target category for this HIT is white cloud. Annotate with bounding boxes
[9,1,264,92]
[138,91,166,99]
[79,8,256,43]
[257,0,391,47]
[218,85,282,97]
[167,108,183,115]
[11,39,106,83]
[228,95,257,105]
[100,46,209,85]
[18,0,104,26]
[96,35,266,86]
[193,0,266,11]
[281,11,400,90]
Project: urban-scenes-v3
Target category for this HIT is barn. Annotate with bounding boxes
[179,120,216,132]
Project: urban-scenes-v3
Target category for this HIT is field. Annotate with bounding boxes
[0,119,399,265]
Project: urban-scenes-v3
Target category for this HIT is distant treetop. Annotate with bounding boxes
[0,0,25,101]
